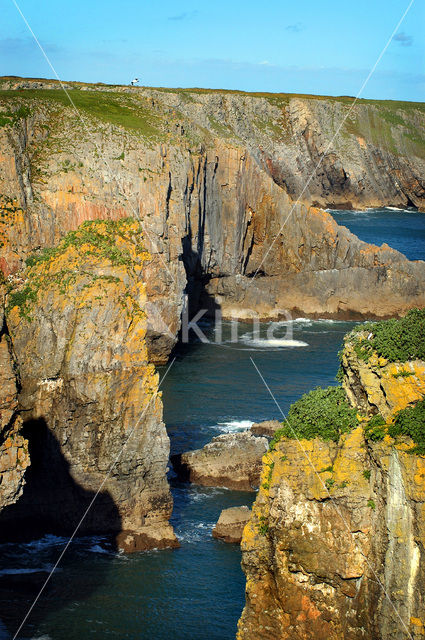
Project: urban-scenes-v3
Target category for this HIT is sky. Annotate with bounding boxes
[0,0,424,101]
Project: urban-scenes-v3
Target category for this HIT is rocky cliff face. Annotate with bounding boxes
[238,343,425,639]
[0,283,30,510]
[0,79,424,346]
[0,79,424,550]
[0,219,177,551]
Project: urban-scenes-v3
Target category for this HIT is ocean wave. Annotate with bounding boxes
[214,419,253,433]
[1,534,69,552]
[241,336,308,348]
[87,544,112,555]
[188,487,229,502]
[175,521,215,544]
[0,564,55,576]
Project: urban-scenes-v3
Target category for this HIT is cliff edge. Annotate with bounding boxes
[238,310,425,639]
[0,218,177,551]
[0,80,424,360]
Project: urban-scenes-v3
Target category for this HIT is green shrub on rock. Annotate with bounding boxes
[364,414,387,442]
[388,398,425,455]
[270,386,359,446]
[351,308,425,363]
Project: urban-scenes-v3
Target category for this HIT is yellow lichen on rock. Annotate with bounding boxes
[342,335,425,419]
[239,327,425,640]
[2,218,177,552]
[0,196,27,275]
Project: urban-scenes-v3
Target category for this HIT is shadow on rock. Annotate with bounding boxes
[0,417,121,638]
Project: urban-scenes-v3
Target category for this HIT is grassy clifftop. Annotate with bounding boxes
[0,77,424,158]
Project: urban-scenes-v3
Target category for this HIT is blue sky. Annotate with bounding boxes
[1,0,424,101]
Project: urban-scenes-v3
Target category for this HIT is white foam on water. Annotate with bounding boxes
[188,487,229,502]
[241,337,308,348]
[214,419,253,433]
[175,521,215,544]
[20,534,68,551]
[88,544,111,555]
[0,564,55,576]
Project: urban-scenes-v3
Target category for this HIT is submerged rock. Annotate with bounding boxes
[172,432,268,491]
[212,506,251,543]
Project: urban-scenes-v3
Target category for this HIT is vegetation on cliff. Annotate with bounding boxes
[270,309,425,453]
[0,89,163,137]
[7,218,147,322]
[270,386,358,446]
[348,308,425,363]
[389,398,425,454]
[1,80,424,161]
[239,313,425,640]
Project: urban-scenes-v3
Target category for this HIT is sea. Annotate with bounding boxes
[0,207,424,640]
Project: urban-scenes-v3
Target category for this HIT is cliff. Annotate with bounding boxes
[0,79,424,353]
[0,282,30,510]
[0,219,177,551]
[0,79,424,551]
[238,311,425,639]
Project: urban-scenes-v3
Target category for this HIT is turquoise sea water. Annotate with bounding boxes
[329,207,425,260]
[1,208,424,640]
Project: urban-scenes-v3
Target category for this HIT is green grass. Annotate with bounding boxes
[6,284,38,321]
[0,89,163,137]
[269,386,359,445]
[0,104,31,127]
[392,369,414,379]
[26,218,139,268]
[258,515,269,535]
[150,85,425,108]
[207,115,233,138]
[9,218,144,322]
[262,461,275,490]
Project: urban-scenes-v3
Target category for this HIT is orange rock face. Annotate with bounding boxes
[0,83,424,351]
[238,345,425,640]
[0,285,30,510]
[0,220,177,551]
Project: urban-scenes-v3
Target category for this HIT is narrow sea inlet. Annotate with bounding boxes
[1,208,424,640]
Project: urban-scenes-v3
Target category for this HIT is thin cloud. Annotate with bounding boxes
[0,37,62,55]
[393,32,413,47]
[168,10,198,21]
[285,23,304,33]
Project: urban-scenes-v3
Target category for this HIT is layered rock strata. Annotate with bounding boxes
[251,420,281,437]
[0,81,424,355]
[0,284,30,510]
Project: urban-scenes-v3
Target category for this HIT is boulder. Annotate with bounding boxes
[171,431,268,491]
[251,420,281,437]
[212,506,251,543]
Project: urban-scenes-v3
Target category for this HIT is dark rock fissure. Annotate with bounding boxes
[0,417,122,544]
